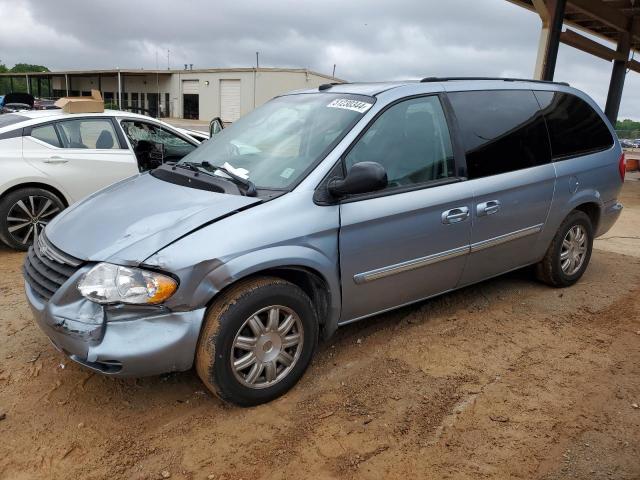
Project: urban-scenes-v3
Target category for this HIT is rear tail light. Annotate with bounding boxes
[619,152,626,182]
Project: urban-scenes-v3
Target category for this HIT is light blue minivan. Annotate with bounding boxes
[24,78,625,405]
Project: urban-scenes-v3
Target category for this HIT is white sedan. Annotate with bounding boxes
[0,109,206,250]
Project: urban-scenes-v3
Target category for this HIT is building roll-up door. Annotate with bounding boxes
[220,79,241,122]
[182,80,200,94]
[182,80,200,120]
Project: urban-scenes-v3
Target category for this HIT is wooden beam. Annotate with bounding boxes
[560,29,627,61]
[532,0,551,23]
[628,59,640,74]
[567,0,630,32]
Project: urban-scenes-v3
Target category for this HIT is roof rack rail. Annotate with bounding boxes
[419,76,570,87]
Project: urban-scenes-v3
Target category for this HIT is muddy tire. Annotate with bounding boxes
[196,276,318,407]
[536,210,593,288]
[0,188,65,251]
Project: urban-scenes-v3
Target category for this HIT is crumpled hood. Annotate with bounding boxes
[45,173,261,264]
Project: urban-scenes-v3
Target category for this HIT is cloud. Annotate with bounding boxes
[1,0,638,119]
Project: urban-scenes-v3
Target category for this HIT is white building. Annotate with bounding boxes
[2,67,342,122]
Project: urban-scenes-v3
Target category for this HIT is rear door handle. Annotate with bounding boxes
[43,156,68,164]
[442,206,470,224]
[477,200,501,216]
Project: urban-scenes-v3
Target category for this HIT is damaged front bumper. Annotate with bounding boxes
[24,268,206,377]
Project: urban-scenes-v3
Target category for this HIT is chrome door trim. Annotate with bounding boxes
[353,245,470,285]
[470,223,544,253]
[352,223,545,285]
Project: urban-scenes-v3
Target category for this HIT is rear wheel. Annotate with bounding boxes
[196,276,318,406]
[536,210,593,287]
[0,188,65,250]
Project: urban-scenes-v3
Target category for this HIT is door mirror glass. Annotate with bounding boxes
[210,117,224,136]
[328,161,387,196]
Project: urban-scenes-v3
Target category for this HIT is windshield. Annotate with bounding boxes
[179,93,375,189]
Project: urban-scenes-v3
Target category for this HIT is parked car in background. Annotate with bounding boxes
[22,78,624,406]
[0,92,34,113]
[33,98,59,110]
[0,109,204,249]
[175,127,210,143]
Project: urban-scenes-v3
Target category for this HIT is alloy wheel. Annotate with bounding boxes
[230,305,304,389]
[6,195,60,246]
[560,224,588,276]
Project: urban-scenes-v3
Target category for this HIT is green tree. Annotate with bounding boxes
[616,119,640,139]
[0,61,8,95]
[0,62,51,96]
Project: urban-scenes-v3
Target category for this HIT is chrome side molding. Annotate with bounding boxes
[353,245,469,284]
[469,223,543,253]
[353,223,544,284]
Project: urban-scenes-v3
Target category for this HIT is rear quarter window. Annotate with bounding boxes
[533,91,613,159]
[447,89,551,179]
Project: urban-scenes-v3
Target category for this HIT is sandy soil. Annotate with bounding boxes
[1,180,639,480]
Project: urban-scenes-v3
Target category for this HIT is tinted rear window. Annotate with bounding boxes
[0,114,29,129]
[534,91,613,159]
[448,90,551,179]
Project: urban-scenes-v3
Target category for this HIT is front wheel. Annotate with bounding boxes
[536,210,593,287]
[196,276,318,406]
[0,188,65,250]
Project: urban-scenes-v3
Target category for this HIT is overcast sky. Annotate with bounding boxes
[1,0,638,120]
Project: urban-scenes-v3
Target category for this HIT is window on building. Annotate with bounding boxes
[448,90,551,179]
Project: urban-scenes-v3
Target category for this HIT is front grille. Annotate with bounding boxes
[23,233,83,302]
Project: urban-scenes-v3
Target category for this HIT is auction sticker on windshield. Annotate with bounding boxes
[327,98,373,113]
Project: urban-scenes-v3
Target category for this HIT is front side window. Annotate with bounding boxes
[57,118,120,150]
[179,93,374,189]
[344,96,455,188]
[120,120,196,162]
[31,124,61,147]
[534,91,613,159]
[448,90,551,179]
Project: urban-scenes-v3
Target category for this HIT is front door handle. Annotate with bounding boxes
[442,206,470,224]
[43,156,68,164]
[477,200,501,216]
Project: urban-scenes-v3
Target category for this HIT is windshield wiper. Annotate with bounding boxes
[202,161,257,197]
[175,161,257,196]
[174,161,204,173]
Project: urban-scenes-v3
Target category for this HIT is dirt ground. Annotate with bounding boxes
[1,179,639,480]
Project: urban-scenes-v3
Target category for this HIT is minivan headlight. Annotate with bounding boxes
[78,263,177,305]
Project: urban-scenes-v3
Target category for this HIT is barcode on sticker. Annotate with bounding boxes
[327,99,373,113]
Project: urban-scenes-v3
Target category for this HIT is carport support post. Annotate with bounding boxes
[532,0,566,81]
[118,70,122,109]
[604,32,631,125]
[65,74,69,96]
[9,76,14,93]
[25,75,30,94]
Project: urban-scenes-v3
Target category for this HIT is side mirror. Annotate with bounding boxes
[210,117,224,136]
[328,161,388,196]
